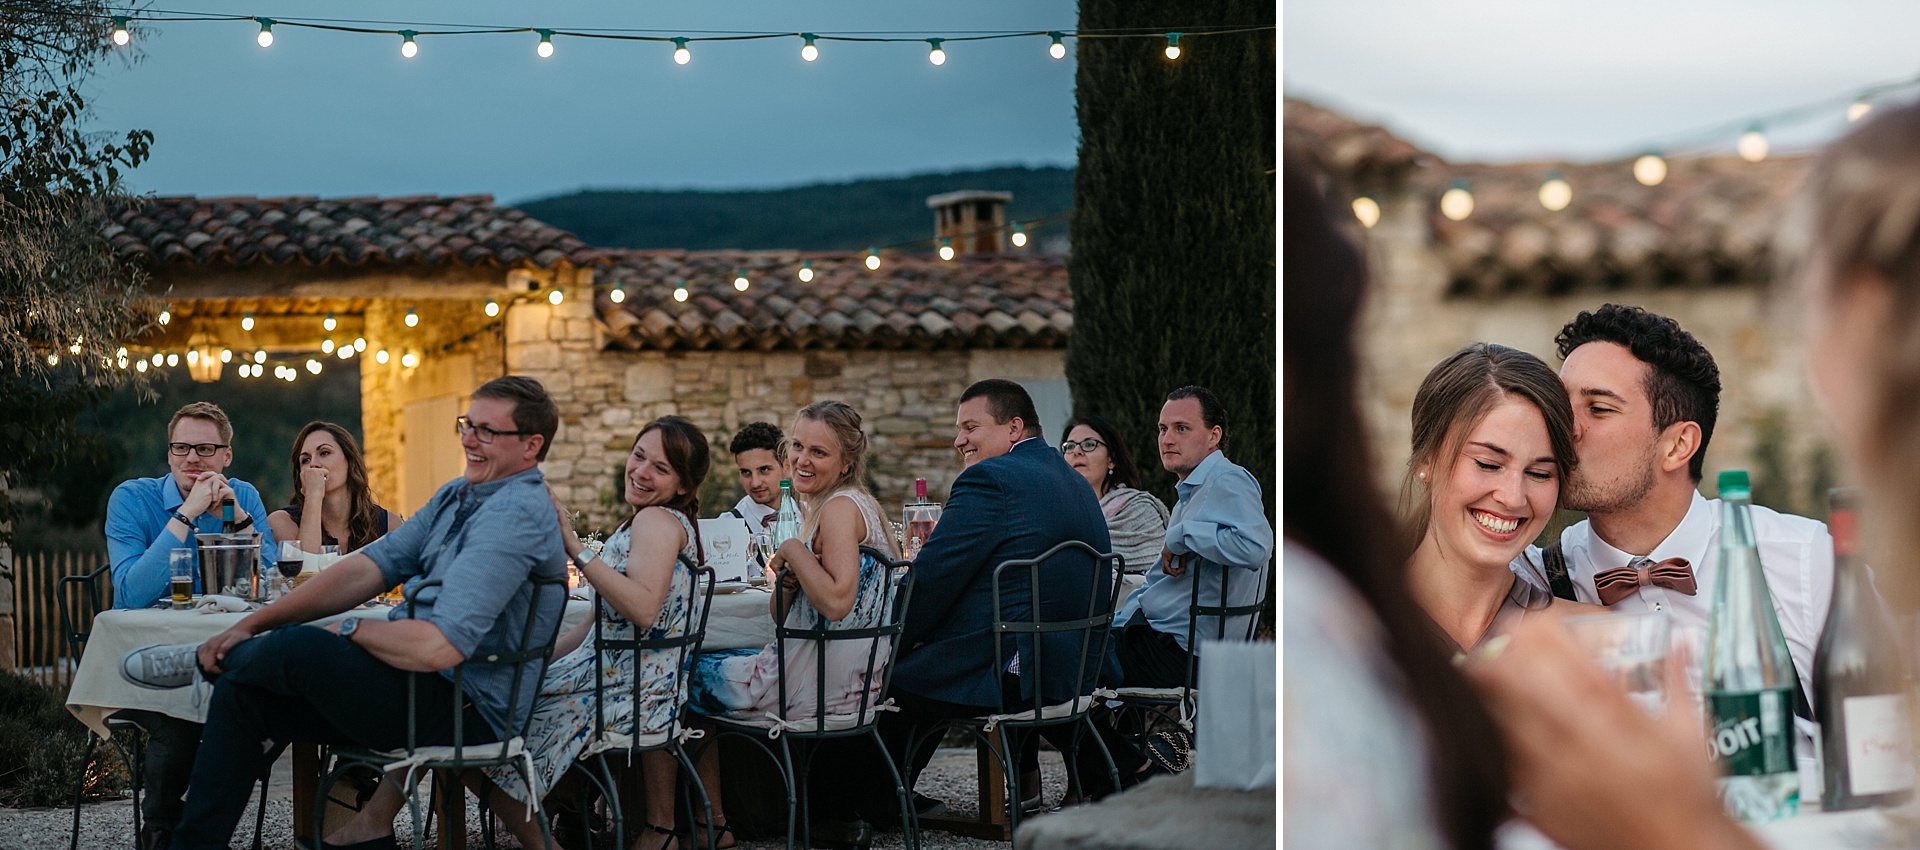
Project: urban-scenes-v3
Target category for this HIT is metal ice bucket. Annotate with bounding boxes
[196,531,262,601]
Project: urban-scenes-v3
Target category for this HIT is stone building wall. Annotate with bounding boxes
[1355,194,1832,517]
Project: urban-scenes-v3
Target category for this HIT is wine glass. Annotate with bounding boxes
[752,531,776,581]
[277,540,305,581]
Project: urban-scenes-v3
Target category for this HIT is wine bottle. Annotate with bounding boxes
[220,495,237,534]
[1704,470,1801,822]
[773,478,801,546]
[1814,488,1915,810]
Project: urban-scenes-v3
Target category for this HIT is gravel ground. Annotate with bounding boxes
[0,748,1069,850]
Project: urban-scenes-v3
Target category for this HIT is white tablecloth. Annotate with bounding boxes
[1497,803,1908,850]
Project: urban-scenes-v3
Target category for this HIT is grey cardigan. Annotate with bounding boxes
[1100,485,1171,573]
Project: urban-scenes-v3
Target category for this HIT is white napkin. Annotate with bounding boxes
[1195,639,1276,790]
[194,594,253,613]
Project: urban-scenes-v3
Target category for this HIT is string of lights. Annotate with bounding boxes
[91,8,1268,64]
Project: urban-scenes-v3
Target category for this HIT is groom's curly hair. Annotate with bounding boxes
[1556,303,1722,482]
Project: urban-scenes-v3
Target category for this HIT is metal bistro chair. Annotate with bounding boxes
[905,540,1125,837]
[57,564,279,850]
[573,556,717,850]
[1111,554,1270,743]
[312,572,568,850]
[698,545,919,850]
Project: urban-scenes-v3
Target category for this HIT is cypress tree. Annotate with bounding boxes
[1067,0,1276,522]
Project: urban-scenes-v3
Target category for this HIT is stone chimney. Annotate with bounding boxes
[926,190,1012,255]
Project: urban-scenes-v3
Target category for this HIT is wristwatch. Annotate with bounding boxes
[338,617,361,641]
[170,510,195,528]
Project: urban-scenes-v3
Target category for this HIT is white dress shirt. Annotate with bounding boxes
[730,494,776,529]
[1554,490,1833,704]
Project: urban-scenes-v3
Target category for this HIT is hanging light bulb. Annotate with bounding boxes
[865,249,882,270]
[673,37,690,65]
[254,349,266,363]
[548,288,564,305]
[321,339,336,354]
[801,33,819,62]
[47,354,58,366]
[136,359,148,373]
[338,345,355,360]
[1048,32,1066,60]
[734,269,750,291]
[375,349,390,364]
[187,349,199,365]
[399,30,418,58]
[241,311,254,331]
[1351,196,1381,229]
[69,341,82,355]
[484,298,500,317]
[112,16,130,46]
[323,311,337,332]
[1164,32,1182,60]
[536,29,555,58]
[1633,152,1668,187]
[1849,98,1873,122]
[1738,124,1769,162]
[151,352,163,366]
[609,284,626,304]
[118,355,130,369]
[673,280,689,302]
[219,348,232,363]
[404,307,419,327]
[1440,179,1474,221]
[1010,225,1028,248]
[307,358,322,374]
[353,337,366,352]
[158,306,171,325]
[927,38,946,66]
[1539,172,1573,211]
[400,352,420,369]
[166,353,179,367]
[256,18,275,48]
[798,260,814,282]
[938,238,955,261]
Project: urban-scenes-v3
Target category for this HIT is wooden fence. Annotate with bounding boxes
[10,550,110,688]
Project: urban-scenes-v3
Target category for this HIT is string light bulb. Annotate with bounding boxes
[673,280,689,302]
[548,288,564,305]
[256,18,274,48]
[484,298,500,316]
[187,349,198,365]
[136,359,148,373]
[112,16,130,46]
[798,260,814,282]
[1849,98,1873,122]
[404,307,419,327]
[1164,32,1182,60]
[47,354,58,366]
[151,352,163,366]
[254,349,266,363]
[1539,172,1573,211]
[1440,179,1474,221]
[938,238,955,261]
[1633,152,1668,186]
[166,353,179,367]
[1048,32,1066,59]
[1738,124,1769,162]
[673,37,690,65]
[353,337,366,351]
[338,345,355,360]
[158,306,171,325]
[219,348,232,363]
[375,349,390,364]
[323,312,337,332]
[865,249,881,270]
[241,312,254,331]
[1010,225,1028,248]
[801,33,818,62]
[1351,196,1381,229]
[399,30,418,58]
[321,339,335,354]
[536,29,555,58]
[400,352,419,368]
[927,38,946,66]
[609,284,625,304]
[733,269,750,291]
[307,358,322,374]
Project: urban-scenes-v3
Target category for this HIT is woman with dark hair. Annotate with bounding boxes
[1402,344,1601,656]
[478,415,711,850]
[1282,162,1510,850]
[1060,414,1169,573]
[265,421,401,555]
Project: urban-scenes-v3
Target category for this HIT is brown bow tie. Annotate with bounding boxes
[1593,557,1697,606]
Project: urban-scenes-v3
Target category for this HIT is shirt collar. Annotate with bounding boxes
[1584,489,1714,570]
[159,474,187,511]
[458,465,544,500]
[1176,449,1227,496]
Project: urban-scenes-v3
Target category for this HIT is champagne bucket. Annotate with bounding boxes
[902,503,942,560]
[196,532,262,601]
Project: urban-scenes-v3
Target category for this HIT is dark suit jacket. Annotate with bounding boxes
[894,437,1114,709]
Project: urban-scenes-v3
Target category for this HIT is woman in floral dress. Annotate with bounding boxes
[480,415,710,850]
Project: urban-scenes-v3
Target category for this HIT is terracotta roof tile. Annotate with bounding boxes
[110,195,598,269]
[595,250,1070,351]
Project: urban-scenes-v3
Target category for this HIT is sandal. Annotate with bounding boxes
[690,820,736,850]
[637,822,681,850]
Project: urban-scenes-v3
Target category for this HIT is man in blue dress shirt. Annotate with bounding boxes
[102,401,274,850]
[1114,386,1274,687]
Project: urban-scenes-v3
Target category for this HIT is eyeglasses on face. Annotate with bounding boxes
[455,415,534,444]
[1059,438,1106,455]
[168,442,229,458]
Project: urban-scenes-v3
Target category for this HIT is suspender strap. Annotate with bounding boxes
[1543,541,1578,602]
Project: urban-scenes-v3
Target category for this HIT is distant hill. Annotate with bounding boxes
[513,165,1074,253]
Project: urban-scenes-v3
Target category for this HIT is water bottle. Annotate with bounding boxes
[1704,469,1800,822]
[773,478,801,546]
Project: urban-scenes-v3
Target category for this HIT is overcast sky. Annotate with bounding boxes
[1285,0,1920,163]
[85,1,1080,203]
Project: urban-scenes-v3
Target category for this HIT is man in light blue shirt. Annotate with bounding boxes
[1114,386,1274,687]
[99,401,273,850]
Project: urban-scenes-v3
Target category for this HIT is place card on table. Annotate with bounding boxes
[698,515,754,583]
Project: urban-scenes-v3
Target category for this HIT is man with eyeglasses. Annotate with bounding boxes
[102,401,275,850]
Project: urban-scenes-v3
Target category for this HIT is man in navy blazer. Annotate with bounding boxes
[831,379,1137,827]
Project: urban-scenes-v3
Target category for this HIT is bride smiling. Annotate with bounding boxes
[1403,343,1603,656]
